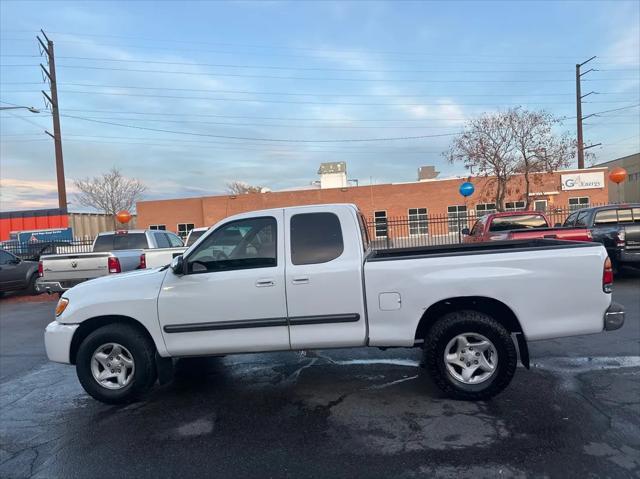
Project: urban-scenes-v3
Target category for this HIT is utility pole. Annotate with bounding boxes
[37,30,67,210]
[576,56,596,170]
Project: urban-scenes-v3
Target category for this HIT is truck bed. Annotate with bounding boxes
[367,238,596,262]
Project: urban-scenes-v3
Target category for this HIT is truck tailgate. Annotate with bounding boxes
[41,253,111,280]
[624,224,640,250]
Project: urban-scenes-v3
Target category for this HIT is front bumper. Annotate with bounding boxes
[604,302,625,331]
[44,321,78,363]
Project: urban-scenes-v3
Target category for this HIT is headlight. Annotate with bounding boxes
[55,297,69,317]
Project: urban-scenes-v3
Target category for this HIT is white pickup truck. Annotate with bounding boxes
[45,204,624,404]
[36,229,185,294]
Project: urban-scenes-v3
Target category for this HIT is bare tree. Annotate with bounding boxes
[226,181,263,195]
[73,167,146,227]
[445,112,520,211]
[508,109,574,209]
[446,108,575,211]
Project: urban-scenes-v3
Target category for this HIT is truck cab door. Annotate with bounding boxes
[0,251,23,290]
[284,207,367,349]
[157,212,290,356]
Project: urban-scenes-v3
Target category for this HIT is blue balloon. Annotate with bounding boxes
[459,182,475,197]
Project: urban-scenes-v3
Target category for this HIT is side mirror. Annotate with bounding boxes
[170,255,184,275]
[461,228,470,235]
[11,257,21,264]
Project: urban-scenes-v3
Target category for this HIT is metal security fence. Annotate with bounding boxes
[364,203,608,250]
[1,239,94,261]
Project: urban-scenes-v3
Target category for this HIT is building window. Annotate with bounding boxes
[505,201,526,212]
[374,211,388,238]
[149,224,166,231]
[408,208,428,235]
[569,197,590,212]
[533,200,547,212]
[447,205,467,232]
[475,203,496,216]
[177,223,195,238]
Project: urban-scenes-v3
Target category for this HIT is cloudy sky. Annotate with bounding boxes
[1,0,638,211]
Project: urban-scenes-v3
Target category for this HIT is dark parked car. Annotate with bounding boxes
[563,204,640,272]
[0,249,39,296]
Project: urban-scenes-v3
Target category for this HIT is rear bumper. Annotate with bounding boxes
[619,250,640,264]
[35,280,66,294]
[35,278,87,294]
[44,321,78,364]
[604,302,625,331]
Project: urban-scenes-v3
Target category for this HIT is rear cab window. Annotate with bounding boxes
[617,209,633,223]
[488,214,548,232]
[290,212,344,265]
[94,233,149,252]
[594,210,618,225]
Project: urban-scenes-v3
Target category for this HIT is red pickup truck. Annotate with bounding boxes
[463,211,592,243]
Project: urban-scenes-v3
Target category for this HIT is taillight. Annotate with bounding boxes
[615,229,626,247]
[38,261,43,277]
[108,257,121,274]
[603,257,613,293]
[138,253,146,269]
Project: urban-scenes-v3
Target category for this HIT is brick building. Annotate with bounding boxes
[137,163,610,238]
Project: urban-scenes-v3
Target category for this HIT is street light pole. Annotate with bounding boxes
[0,106,41,113]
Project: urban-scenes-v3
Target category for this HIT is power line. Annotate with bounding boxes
[59,113,463,143]
[14,64,638,82]
[46,89,639,106]
[4,31,639,62]
[4,54,639,74]
[55,115,465,129]
[4,82,639,99]
[47,102,638,123]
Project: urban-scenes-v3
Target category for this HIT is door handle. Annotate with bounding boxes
[291,277,310,285]
[255,279,275,287]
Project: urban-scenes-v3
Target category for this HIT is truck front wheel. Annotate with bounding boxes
[75,323,157,404]
[424,310,517,401]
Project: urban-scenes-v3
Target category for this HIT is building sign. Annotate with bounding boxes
[561,172,605,191]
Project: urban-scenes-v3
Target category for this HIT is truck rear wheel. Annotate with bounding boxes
[75,323,157,404]
[423,310,517,401]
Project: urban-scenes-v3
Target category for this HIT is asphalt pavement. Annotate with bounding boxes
[0,273,638,478]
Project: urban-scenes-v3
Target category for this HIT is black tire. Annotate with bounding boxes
[76,323,157,404]
[25,274,37,295]
[423,310,517,401]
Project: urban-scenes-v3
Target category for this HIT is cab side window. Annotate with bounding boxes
[290,213,344,265]
[186,217,277,274]
[166,233,184,247]
[0,250,16,265]
[154,232,171,248]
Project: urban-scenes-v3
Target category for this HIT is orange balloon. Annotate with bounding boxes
[609,167,627,184]
[116,210,132,224]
